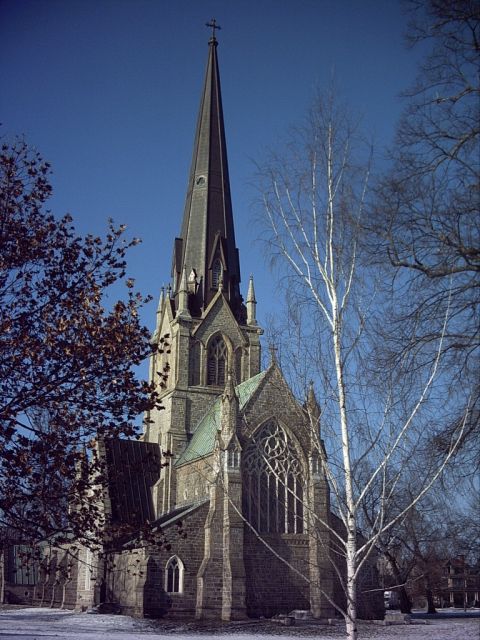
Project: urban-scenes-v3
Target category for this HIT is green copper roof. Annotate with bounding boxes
[175,370,267,467]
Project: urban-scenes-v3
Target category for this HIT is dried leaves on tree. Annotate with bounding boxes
[0,140,159,547]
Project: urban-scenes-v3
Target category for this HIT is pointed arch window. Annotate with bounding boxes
[235,347,243,385]
[242,420,304,534]
[189,339,201,386]
[165,556,184,594]
[207,335,227,386]
[211,258,222,290]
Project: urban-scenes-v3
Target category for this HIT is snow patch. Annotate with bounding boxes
[0,607,479,639]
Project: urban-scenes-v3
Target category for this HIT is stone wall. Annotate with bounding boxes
[243,530,310,617]
[108,502,209,618]
[176,456,213,506]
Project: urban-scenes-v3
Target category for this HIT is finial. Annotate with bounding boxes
[269,344,278,365]
[306,381,321,422]
[206,18,221,42]
[223,368,237,401]
[157,286,165,314]
[176,268,191,320]
[179,268,188,294]
[246,275,256,303]
[246,275,257,325]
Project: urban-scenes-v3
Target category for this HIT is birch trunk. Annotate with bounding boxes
[333,316,358,640]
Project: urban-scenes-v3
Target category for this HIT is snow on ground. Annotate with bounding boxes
[0,607,478,640]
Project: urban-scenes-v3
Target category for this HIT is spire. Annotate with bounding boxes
[171,28,243,319]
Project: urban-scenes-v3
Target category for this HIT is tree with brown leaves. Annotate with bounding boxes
[0,139,159,548]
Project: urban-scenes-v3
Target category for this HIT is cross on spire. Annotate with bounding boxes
[206,18,221,41]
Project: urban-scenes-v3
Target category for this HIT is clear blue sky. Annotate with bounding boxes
[0,0,422,378]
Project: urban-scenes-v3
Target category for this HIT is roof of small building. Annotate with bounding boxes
[175,370,267,467]
[153,498,209,530]
[104,438,161,526]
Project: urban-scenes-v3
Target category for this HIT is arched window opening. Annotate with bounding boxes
[84,548,92,591]
[189,339,201,386]
[165,556,184,594]
[207,335,227,386]
[228,447,241,468]
[212,258,222,290]
[235,347,243,384]
[242,421,304,534]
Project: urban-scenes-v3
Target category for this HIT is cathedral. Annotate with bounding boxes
[93,30,382,621]
[101,31,337,620]
[2,29,383,621]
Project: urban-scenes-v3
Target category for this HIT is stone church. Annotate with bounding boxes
[104,31,337,620]
[95,31,382,621]
[2,30,383,621]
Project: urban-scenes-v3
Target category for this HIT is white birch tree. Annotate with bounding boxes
[257,89,469,640]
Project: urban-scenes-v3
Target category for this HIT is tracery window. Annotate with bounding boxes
[84,548,92,591]
[7,545,38,585]
[165,556,184,594]
[212,258,222,290]
[243,421,304,534]
[207,335,227,386]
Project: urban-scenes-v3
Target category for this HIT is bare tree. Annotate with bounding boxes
[371,0,479,471]
[257,88,469,639]
[365,475,479,614]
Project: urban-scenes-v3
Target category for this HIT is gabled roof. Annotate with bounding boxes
[152,499,209,530]
[104,439,161,526]
[117,499,210,550]
[175,370,267,466]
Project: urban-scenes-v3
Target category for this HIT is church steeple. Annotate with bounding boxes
[171,26,243,320]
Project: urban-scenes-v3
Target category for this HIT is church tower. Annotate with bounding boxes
[145,27,263,517]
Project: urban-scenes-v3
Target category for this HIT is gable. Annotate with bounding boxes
[193,292,246,348]
[240,365,309,450]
